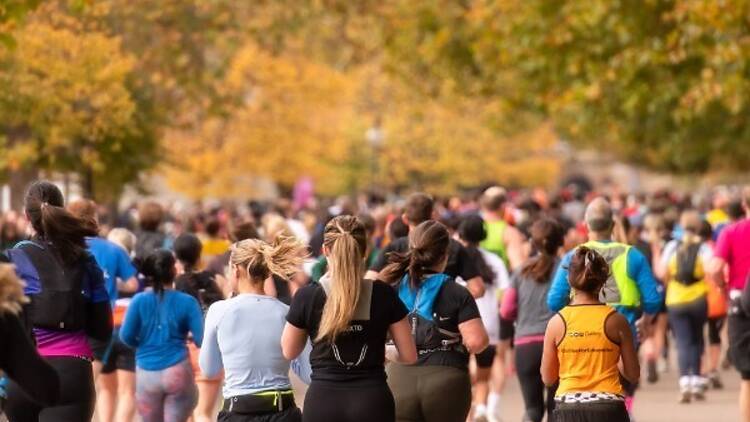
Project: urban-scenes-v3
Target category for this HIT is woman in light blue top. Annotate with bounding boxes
[199,236,308,422]
[120,249,204,422]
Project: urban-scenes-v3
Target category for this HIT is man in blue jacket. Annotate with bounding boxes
[547,197,663,416]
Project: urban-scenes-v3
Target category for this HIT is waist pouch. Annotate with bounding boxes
[222,391,295,414]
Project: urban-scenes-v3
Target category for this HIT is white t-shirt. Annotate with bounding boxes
[458,248,510,343]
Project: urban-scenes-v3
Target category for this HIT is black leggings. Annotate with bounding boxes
[5,356,94,422]
[303,381,394,422]
[515,342,556,422]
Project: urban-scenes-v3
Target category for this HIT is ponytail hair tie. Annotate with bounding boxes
[40,202,49,209]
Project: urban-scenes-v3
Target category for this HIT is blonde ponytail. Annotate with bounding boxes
[230,236,307,283]
[316,216,368,343]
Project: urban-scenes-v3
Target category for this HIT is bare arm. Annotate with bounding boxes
[458,317,489,354]
[504,225,527,271]
[709,256,728,288]
[465,276,486,299]
[541,314,563,386]
[117,276,139,294]
[388,317,418,364]
[607,312,640,384]
[281,322,308,360]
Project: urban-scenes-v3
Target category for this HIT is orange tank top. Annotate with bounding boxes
[556,304,623,397]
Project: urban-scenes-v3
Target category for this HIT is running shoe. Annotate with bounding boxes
[679,389,691,404]
[709,371,724,389]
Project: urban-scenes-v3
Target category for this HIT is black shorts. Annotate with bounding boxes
[708,316,726,345]
[89,330,135,374]
[499,318,515,342]
[475,345,497,369]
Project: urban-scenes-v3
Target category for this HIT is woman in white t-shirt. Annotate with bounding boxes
[457,215,510,422]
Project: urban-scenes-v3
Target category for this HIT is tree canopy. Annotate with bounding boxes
[3,0,747,201]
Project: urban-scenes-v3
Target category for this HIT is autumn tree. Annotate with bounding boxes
[0,11,158,202]
[380,0,750,174]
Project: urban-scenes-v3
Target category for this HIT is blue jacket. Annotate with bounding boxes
[547,240,663,329]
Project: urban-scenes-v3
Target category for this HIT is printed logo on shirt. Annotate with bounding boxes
[345,324,364,332]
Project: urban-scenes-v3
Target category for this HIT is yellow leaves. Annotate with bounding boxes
[164,40,358,199]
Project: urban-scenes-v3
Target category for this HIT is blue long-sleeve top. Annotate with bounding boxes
[120,289,204,371]
[548,241,663,328]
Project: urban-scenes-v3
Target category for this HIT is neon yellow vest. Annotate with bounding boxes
[481,220,509,267]
[581,241,640,307]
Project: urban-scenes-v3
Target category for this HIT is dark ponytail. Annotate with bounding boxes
[521,218,565,283]
[24,181,97,265]
[568,246,610,295]
[141,249,176,297]
[380,220,450,289]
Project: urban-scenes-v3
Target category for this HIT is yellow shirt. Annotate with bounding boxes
[556,304,624,397]
[201,238,230,261]
[664,241,709,307]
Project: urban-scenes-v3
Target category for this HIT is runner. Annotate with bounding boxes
[658,210,711,402]
[479,186,527,271]
[500,218,565,422]
[173,233,226,422]
[366,192,485,298]
[380,220,489,422]
[456,214,510,422]
[698,219,727,389]
[67,199,139,422]
[199,236,308,422]
[103,227,141,422]
[710,186,750,422]
[206,222,260,278]
[641,213,670,384]
[478,186,528,418]
[542,247,639,422]
[201,218,231,267]
[281,215,417,422]
[548,197,662,417]
[134,201,169,261]
[120,249,204,422]
[4,180,112,422]
[0,262,60,411]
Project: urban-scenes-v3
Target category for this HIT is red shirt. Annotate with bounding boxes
[715,218,750,290]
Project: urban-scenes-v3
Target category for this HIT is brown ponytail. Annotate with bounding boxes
[25,181,97,265]
[316,215,368,343]
[521,218,565,283]
[568,246,610,295]
[380,220,450,289]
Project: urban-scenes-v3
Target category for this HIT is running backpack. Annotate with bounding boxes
[7,240,96,331]
[398,273,464,358]
[674,243,703,286]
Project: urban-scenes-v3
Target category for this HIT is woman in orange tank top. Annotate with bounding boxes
[541,247,639,422]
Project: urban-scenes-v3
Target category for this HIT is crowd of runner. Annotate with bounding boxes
[1,180,750,422]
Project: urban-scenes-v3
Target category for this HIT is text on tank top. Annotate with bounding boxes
[556,304,623,397]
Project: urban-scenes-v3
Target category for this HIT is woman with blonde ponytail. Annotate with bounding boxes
[198,236,308,422]
[657,209,713,403]
[281,215,416,422]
